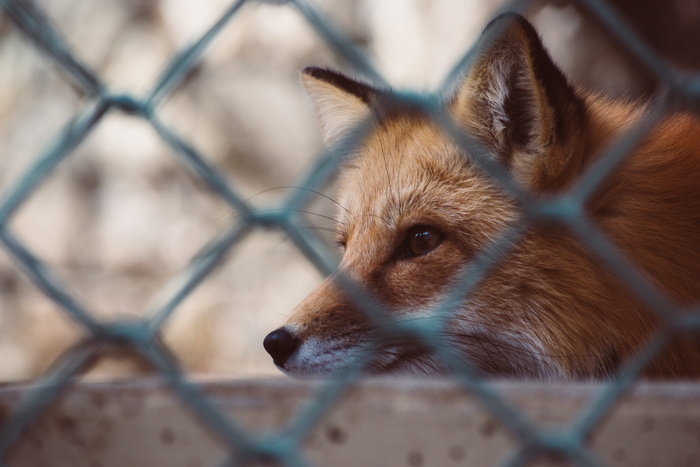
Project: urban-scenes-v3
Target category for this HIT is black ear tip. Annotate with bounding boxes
[300,67,377,104]
[485,12,530,30]
[302,66,348,82]
[482,12,538,42]
[302,66,324,77]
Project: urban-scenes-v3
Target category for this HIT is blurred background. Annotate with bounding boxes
[0,0,698,381]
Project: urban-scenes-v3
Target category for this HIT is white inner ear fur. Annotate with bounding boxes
[464,50,549,157]
[302,75,374,146]
[485,58,514,146]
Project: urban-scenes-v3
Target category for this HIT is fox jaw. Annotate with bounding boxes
[264,14,700,379]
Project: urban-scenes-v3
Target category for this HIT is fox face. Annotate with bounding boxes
[264,14,700,379]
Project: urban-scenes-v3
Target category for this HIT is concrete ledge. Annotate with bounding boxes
[1,378,699,466]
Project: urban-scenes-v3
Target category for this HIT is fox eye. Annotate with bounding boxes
[405,225,442,257]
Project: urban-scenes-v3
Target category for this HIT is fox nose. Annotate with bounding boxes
[263,328,299,367]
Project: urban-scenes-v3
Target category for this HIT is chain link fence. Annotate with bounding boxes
[0,0,699,465]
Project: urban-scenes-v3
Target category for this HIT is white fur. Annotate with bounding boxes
[302,75,374,145]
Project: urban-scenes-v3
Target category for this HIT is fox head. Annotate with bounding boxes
[263,14,700,379]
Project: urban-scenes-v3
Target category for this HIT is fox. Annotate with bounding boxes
[263,13,700,380]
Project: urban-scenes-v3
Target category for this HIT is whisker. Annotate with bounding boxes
[368,323,609,377]
[273,226,342,251]
[217,185,349,222]
[293,209,346,226]
[354,212,393,225]
[448,332,601,361]
[220,208,345,226]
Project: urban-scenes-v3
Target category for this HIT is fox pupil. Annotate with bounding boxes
[406,226,441,257]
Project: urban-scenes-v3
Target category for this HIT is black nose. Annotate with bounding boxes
[263,328,299,367]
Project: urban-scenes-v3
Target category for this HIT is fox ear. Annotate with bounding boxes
[452,13,585,190]
[302,67,378,145]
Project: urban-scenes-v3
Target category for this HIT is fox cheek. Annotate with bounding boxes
[366,263,462,315]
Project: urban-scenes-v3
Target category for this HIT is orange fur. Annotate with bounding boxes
[263,14,700,380]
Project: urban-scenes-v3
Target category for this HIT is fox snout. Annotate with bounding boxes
[262,276,379,377]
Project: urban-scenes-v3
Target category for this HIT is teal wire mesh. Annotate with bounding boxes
[0,0,698,466]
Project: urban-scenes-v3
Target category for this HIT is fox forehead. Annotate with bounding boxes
[335,114,516,245]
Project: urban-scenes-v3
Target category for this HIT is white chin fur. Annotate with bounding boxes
[279,336,450,378]
[280,337,355,378]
